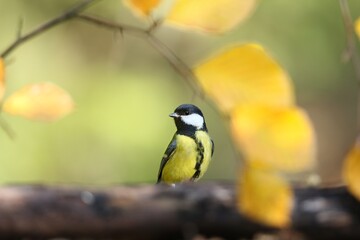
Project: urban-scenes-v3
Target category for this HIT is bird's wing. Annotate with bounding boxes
[157,135,177,183]
[211,139,215,157]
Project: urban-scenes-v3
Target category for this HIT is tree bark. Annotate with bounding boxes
[0,183,358,239]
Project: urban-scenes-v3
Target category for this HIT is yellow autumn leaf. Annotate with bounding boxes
[231,104,316,172]
[3,82,74,121]
[237,163,293,227]
[124,0,161,17]
[343,137,360,200]
[355,17,360,39]
[0,58,5,101]
[195,44,294,114]
[166,0,257,33]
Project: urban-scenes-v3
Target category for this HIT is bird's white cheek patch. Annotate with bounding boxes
[182,113,204,129]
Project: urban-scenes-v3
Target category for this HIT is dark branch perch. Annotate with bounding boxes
[0,183,358,239]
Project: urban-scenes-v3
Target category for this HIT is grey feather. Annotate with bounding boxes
[157,135,177,183]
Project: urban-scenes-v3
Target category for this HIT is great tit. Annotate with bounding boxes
[157,104,214,184]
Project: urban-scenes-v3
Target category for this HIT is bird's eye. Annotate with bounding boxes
[184,110,190,115]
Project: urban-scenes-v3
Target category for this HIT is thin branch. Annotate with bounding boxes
[339,0,360,129]
[77,14,203,96]
[77,14,148,37]
[146,35,202,95]
[147,19,164,34]
[16,17,24,40]
[0,0,97,58]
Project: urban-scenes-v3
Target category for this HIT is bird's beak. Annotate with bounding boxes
[169,112,179,118]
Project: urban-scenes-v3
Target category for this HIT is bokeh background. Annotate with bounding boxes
[0,0,359,184]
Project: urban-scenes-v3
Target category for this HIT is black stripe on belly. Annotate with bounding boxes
[191,140,204,180]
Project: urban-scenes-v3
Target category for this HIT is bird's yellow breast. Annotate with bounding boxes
[162,131,212,184]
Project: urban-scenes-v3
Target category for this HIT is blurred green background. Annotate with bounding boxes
[0,0,359,185]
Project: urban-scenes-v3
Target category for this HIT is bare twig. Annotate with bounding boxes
[16,17,24,40]
[0,0,205,96]
[339,0,360,129]
[77,14,147,37]
[146,35,202,95]
[77,14,203,96]
[0,0,97,58]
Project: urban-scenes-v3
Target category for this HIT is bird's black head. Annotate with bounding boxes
[169,104,208,134]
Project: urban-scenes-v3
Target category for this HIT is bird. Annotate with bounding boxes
[157,104,214,184]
